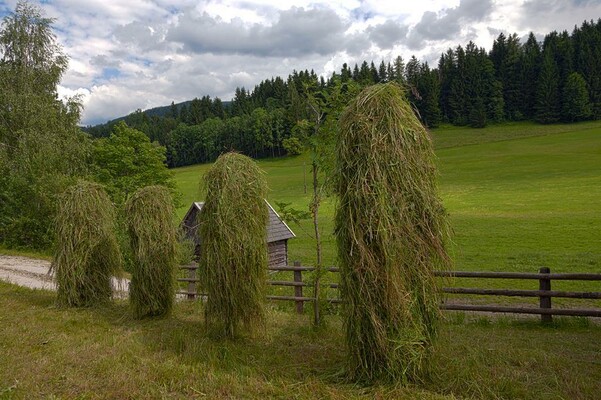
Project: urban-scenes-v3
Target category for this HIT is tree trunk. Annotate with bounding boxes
[310,160,322,326]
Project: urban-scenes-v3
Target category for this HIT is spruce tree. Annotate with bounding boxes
[573,20,601,118]
[521,33,542,119]
[561,72,591,122]
[535,51,561,123]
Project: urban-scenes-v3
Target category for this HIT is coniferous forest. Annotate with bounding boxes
[85,20,601,168]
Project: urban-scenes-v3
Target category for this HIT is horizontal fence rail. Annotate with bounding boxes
[178,263,601,322]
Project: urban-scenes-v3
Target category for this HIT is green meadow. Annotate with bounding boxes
[174,121,601,277]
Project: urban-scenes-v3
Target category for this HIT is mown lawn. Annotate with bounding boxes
[1,282,600,399]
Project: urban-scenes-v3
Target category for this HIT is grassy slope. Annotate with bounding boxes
[174,121,601,272]
[1,281,600,399]
[172,121,601,306]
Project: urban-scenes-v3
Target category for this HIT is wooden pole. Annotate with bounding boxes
[303,162,307,194]
[539,267,552,323]
[311,161,322,326]
[188,264,197,300]
[293,261,304,314]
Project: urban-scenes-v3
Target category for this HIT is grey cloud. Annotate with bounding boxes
[487,27,503,37]
[114,21,167,51]
[524,0,599,12]
[167,7,350,57]
[367,20,408,49]
[406,0,493,49]
[345,32,372,56]
[519,0,601,33]
[90,54,121,69]
[458,0,494,21]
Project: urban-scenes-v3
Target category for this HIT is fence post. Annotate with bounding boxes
[293,260,304,314]
[188,263,197,300]
[539,267,552,323]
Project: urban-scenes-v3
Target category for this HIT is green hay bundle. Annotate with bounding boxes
[53,180,122,307]
[198,152,268,338]
[334,83,451,383]
[125,185,177,318]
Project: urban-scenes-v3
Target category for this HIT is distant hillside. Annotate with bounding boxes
[141,100,195,118]
[81,96,231,139]
[83,99,230,133]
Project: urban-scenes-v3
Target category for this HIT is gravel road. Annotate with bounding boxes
[0,255,129,297]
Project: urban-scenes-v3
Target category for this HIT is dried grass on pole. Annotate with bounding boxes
[198,152,268,338]
[53,180,121,307]
[334,83,451,383]
[125,185,177,318]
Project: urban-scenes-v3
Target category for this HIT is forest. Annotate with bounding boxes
[85,19,601,168]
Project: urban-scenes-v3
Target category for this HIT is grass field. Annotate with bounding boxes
[1,281,600,399]
[173,121,601,302]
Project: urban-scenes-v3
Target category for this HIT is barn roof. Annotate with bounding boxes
[181,200,295,243]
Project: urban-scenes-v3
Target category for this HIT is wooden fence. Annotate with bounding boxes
[178,263,601,322]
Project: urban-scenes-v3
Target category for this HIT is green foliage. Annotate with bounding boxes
[469,97,487,128]
[535,50,561,124]
[406,57,442,128]
[53,180,122,307]
[281,136,304,155]
[0,1,90,249]
[562,72,591,122]
[198,152,269,338]
[335,83,451,383]
[439,42,503,126]
[274,201,310,226]
[125,185,177,319]
[92,121,175,206]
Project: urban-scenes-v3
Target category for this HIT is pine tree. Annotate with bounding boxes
[503,34,525,119]
[406,59,441,128]
[438,49,455,123]
[393,55,405,84]
[562,72,591,121]
[169,101,178,120]
[535,51,561,123]
[378,60,387,82]
[521,33,541,118]
[573,20,601,118]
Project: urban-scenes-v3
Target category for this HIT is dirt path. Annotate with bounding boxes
[0,255,129,297]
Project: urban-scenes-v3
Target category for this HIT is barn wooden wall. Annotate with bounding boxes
[268,240,288,267]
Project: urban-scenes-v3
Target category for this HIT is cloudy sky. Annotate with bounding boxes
[1,0,600,125]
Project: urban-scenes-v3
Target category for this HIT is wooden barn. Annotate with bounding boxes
[180,200,296,267]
